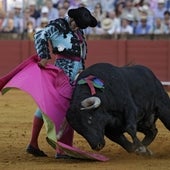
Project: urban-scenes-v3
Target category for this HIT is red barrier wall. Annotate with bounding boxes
[86,40,170,81]
[0,40,170,82]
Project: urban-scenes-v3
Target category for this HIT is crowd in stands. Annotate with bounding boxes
[0,0,170,36]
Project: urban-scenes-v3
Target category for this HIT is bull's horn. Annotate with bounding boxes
[81,97,101,110]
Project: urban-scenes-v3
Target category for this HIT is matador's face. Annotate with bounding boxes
[68,17,79,31]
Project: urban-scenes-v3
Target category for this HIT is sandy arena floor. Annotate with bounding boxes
[1,90,170,170]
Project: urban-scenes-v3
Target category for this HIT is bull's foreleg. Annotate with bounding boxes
[138,115,158,147]
[124,102,141,150]
[140,128,158,147]
[125,126,147,154]
[105,131,135,153]
[124,102,152,155]
[125,128,152,155]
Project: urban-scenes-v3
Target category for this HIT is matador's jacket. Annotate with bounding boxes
[34,16,87,82]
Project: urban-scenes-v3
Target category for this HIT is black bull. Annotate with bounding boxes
[66,63,170,155]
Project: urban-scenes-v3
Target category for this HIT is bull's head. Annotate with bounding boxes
[66,96,107,151]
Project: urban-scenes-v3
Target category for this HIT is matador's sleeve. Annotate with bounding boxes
[34,24,59,59]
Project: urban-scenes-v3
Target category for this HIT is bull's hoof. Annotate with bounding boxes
[135,146,153,156]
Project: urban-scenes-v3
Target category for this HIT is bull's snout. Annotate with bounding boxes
[92,142,105,151]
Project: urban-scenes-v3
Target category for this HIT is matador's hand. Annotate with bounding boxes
[38,58,48,68]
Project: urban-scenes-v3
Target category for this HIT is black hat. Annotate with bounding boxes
[68,7,97,29]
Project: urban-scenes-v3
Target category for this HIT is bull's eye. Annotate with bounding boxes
[88,120,92,124]
[88,116,93,124]
[89,116,92,120]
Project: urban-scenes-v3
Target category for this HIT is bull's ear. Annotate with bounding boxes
[80,97,101,110]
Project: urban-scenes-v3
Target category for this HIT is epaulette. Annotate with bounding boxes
[49,18,70,38]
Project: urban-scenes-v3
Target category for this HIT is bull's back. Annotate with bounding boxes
[77,63,169,100]
[79,63,161,90]
[78,63,116,80]
[121,65,164,96]
[122,65,160,87]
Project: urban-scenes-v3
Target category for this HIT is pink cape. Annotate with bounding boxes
[0,55,110,161]
[57,142,109,162]
[0,55,74,136]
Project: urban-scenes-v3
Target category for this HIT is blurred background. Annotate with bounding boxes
[0,0,170,87]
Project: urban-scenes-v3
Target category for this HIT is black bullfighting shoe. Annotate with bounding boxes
[26,144,47,157]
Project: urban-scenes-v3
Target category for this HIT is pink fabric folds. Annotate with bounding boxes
[0,55,74,136]
[57,142,110,161]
